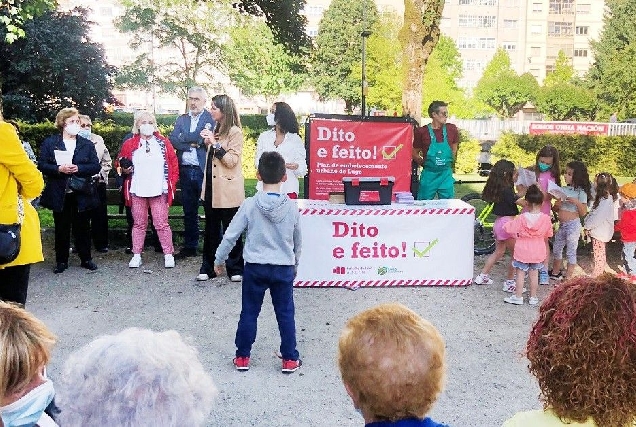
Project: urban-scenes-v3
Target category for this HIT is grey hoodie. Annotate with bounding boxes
[214,191,302,267]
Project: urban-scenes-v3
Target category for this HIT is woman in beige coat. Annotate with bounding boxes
[197,94,245,282]
[0,114,44,305]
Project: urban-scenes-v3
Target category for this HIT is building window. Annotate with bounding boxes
[530,24,542,34]
[575,26,589,35]
[464,59,487,71]
[548,21,573,36]
[577,4,591,14]
[530,68,540,78]
[457,37,496,49]
[307,28,319,37]
[546,64,556,74]
[549,0,574,14]
[458,14,497,27]
[530,46,541,56]
[502,43,517,51]
[574,49,588,57]
[532,2,543,12]
[459,0,498,4]
[503,19,518,28]
[304,5,324,16]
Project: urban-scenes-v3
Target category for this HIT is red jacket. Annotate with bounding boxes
[616,209,636,242]
[116,132,179,206]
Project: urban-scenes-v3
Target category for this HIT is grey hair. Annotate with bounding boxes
[131,110,156,135]
[188,86,207,101]
[58,328,217,427]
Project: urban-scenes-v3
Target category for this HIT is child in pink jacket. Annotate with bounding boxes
[503,184,554,306]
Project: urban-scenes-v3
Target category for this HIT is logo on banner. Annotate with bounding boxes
[377,266,402,275]
[333,266,346,275]
[381,144,403,160]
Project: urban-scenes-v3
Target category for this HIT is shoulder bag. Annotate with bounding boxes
[0,197,23,265]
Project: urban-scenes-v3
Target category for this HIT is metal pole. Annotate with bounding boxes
[361,30,372,117]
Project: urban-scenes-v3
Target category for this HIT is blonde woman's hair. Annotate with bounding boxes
[55,107,80,132]
[132,111,156,135]
[338,303,446,422]
[0,302,56,401]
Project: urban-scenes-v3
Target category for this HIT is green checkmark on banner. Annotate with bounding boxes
[412,239,439,257]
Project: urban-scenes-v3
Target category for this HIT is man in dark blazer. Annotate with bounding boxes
[169,86,216,259]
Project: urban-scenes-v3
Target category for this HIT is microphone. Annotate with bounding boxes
[198,123,211,147]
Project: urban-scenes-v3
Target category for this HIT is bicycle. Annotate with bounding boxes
[461,192,496,256]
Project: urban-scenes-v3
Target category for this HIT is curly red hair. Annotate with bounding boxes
[527,274,636,426]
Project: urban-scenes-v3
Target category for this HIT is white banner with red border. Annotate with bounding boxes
[294,199,475,288]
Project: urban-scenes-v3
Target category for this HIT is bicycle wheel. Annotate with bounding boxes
[461,192,496,256]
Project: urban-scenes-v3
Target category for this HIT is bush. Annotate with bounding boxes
[455,130,481,174]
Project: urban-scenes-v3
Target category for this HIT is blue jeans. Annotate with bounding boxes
[235,263,299,361]
[179,165,204,250]
[623,241,636,274]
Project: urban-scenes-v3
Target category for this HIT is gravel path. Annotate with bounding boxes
[26,238,616,426]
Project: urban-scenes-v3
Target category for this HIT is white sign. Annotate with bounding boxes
[294,199,475,288]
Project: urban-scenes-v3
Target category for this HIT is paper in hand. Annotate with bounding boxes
[54,150,73,166]
[547,180,567,200]
[515,167,537,187]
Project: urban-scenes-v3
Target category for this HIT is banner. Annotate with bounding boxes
[529,121,609,136]
[294,200,474,287]
[308,118,414,200]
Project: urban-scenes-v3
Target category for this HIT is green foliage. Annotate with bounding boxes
[588,0,636,118]
[242,129,257,179]
[474,49,539,118]
[455,131,481,174]
[491,133,636,176]
[0,7,112,122]
[543,51,574,87]
[534,84,595,121]
[311,0,378,113]
[223,18,307,99]
[0,0,55,43]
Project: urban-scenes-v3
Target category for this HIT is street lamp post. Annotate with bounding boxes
[361,30,372,117]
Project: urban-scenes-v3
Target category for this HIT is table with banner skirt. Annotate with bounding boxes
[293,199,475,288]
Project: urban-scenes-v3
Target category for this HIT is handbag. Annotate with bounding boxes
[0,197,23,265]
[68,175,93,194]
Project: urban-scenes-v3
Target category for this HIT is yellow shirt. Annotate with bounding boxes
[0,122,44,268]
[503,409,598,427]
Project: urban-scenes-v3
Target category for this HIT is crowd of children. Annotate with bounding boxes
[473,144,636,306]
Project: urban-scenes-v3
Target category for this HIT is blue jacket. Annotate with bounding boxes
[38,134,100,212]
[366,418,449,427]
[168,110,215,172]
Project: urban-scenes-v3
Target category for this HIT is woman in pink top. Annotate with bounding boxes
[503,184,554,306]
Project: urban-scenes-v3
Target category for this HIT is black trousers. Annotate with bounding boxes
[89,182,109,249]
[200,205,244,277]
[0,264,30,305]
[53,193,92,264]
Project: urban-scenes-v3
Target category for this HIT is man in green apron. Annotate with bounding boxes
[412,101,460,200]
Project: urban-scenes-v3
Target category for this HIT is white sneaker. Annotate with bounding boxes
[230,275,243,282]
[474,273,493,285]
[528,296,540,306]
[502,279,516,292]
[128,254,142,268]
[164,254,175,268]
[196,273,209,281]
[504,295,524,305]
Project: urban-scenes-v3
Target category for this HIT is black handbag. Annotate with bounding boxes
[68,175,93,194]
[0,197,23,265]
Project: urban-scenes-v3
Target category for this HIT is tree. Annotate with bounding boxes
[588,0,636,118]
[543,50,574,87]
[311,0,378,113]
[115,0,230,101]
[0,7,112,122]
[0,0,55,43]
[222,17,307,100]
[474,49,538,118]
[399,0,445,120]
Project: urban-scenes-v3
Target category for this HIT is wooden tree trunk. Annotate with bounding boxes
[400,0,445,122]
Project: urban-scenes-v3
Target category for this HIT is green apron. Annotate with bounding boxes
[417,124,455,200]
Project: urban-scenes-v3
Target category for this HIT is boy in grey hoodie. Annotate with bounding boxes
[214,151,302,373]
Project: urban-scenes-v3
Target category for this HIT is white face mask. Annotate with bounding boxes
[139,123,155,136]
[0,379,55,427]
[266,113,276,127]
[65,123,81,136]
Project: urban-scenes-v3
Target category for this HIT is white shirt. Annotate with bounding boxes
[130,136,167,197]
[254,130,307,195]
[182,111,202,166]
[63,138,76,154]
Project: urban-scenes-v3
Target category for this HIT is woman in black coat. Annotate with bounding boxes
[38,107,100,273]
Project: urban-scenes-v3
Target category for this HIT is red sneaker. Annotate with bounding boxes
[281,358,302,374]
[233,356,250,371]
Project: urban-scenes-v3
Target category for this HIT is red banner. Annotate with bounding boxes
[528,121,609,136]
[308,118,414,200]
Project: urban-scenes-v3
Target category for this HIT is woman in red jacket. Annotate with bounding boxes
[117,111,179,269]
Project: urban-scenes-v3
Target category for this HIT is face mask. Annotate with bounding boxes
[1,379,55,427]
[538,162,551,172]
[266,113,276,127]
[139,124,155,136]
[65,123,81,136]
[78,129,92,140]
